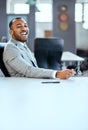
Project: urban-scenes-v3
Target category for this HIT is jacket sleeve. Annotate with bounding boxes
[3,44,56,78]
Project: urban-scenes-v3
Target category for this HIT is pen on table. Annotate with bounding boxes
[42,81,60,84]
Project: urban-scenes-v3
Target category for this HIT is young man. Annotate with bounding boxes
[3,17,75,79]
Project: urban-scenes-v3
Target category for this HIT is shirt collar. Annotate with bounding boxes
[10,38,27,47]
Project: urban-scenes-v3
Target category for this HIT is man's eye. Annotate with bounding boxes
[17,26,21,28]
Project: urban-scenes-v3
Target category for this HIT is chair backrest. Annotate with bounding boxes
[34,38,64,70]
[0,43,10,77]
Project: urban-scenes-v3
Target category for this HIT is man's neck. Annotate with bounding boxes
[11,38,27,46]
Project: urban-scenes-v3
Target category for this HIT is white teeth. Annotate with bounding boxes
[21,32,27,35]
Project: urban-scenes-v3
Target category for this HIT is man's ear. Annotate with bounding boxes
[9,29,13,35]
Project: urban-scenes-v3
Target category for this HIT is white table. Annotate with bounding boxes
[61,51,84,75]
[62,51,84,61]
[0,77,88,130]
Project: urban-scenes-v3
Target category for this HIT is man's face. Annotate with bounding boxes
[10,19,29,42]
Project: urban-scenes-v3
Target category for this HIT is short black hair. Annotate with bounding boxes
[9,17,22,29]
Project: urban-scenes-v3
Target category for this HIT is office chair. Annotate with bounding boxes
[0,43,10,77]
[34,38,64,70]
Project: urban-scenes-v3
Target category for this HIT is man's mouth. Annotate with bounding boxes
[20,32,28,36]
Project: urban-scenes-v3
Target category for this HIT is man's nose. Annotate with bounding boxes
[21,26,27,30]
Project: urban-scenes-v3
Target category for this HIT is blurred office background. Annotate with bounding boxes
[0,0,88,58]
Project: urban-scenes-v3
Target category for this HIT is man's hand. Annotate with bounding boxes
[56,69,76,79]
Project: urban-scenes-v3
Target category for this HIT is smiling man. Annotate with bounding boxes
[3,17,75,79]
[9,17,29,42]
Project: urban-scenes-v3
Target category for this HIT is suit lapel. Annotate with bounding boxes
[16,42,38,67]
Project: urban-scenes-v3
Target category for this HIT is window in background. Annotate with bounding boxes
[14,4,29,14]
[35,3,52,22]
[35,1,53,38]
[6,0,29,14]
[75,3,88,29]
[75,2,88,52]
[75,3,82,22]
